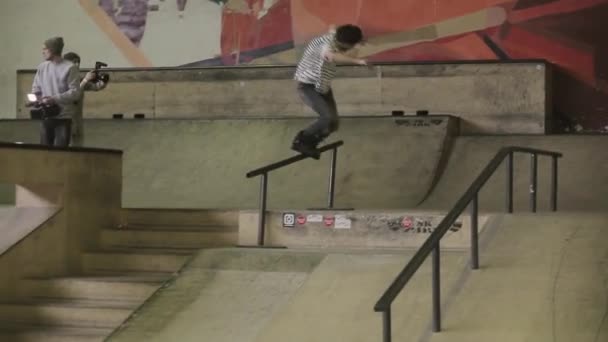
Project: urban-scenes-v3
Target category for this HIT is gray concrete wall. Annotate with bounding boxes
[0,184,14,205]
[16,61,551,134]
[0,116,457,210]
[0,208,67,298]
[0,144,123,297]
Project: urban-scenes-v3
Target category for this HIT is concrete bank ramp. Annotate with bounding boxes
[428,212,608,342]
[419,135,608,212]
[106,248,470,342]
[107,212,607,342]
[0,116,457,209]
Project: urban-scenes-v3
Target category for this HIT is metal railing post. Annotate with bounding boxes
[530,153,537,212]
[257,173,268,246]
[506,151,513,213]
[432,243,441,332]
[551,156,558,211]
[382,308,392,342]
[471,194,479,270]
[373,147,562,341]
[328,147,338,208]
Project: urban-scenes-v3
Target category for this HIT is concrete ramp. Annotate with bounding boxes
[106,213,607,342]
[0,116,457,209]
[253,251,468,342]
[428,213,608,342]
[105,249,325,342]
[106,248,469,342]
[419,135,608,212]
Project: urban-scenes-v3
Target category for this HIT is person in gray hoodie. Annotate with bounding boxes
[31,37,80,147]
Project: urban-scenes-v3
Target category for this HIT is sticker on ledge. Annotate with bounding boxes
[307,214,323,223]
[282,213,295,228]
[401,216,413,230]
[296,215,307,225]
[334,215,352,229]
[323,215,335,227]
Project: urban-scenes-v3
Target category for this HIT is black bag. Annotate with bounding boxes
[30,103,61,120]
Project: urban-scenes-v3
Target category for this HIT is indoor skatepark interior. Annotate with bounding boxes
[0,1,607,340]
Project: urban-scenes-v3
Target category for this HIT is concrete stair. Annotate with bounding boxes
[101,225,238,249]
[0,324,112,342]
[120,208,238,227]
[82,248,194,274]
[20,275,166,301]
[0,299,136,328]
[0,209,239,341]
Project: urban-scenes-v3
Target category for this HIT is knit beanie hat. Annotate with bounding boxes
[44,37,64,56]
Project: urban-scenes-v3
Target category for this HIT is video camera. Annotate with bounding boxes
[26,93,61,119]
[91,61,110,83]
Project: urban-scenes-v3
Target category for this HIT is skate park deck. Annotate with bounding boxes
[105,213,608,342]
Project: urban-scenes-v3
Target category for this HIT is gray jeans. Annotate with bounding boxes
[297,83,339,140]
[40,118,72,147]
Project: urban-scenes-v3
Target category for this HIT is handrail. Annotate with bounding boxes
[245,140,345,246]
[247,141,344,178]
[374,146,562,341]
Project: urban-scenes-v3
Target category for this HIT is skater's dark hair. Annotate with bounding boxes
[335,24,363,46]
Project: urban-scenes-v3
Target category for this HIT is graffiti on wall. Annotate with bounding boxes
[82,0,608,132]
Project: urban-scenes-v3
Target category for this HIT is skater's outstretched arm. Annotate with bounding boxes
[322,45,367,65]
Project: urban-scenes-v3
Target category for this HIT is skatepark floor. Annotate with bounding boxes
[107,212,608,342]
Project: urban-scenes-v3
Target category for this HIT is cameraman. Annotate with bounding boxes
[31,37,80,147]
[63,52,108,147]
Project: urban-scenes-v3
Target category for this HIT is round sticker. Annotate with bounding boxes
[297,215,306,225]
[323,216,335,227]
[401,217,413,230]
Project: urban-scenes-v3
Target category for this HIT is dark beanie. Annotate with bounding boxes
[44,37,64,56]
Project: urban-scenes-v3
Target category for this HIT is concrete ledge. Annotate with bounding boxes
[15,61,551,134]
[239,210,492,249]
[0,141,122,155]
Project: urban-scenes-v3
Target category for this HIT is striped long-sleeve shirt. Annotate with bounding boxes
[294,33,338,94]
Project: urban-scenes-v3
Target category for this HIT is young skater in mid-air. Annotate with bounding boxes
[292,24,367,159]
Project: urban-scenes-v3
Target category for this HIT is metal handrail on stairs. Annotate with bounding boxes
[374,146,563,342]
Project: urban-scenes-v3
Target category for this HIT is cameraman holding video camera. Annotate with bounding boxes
[63,52,109,147]
[30,37,80,147]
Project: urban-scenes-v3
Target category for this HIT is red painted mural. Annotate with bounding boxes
[216,0,608,132]
[98,0,608,132]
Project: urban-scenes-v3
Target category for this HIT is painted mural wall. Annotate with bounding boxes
[2,0,606,132]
